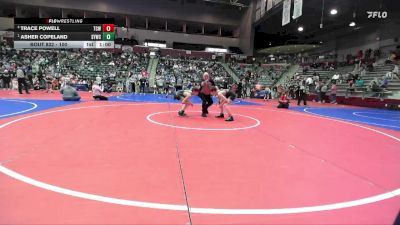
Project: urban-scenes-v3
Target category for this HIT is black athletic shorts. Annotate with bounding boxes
[174,90,185,100]
[225,91,236,101]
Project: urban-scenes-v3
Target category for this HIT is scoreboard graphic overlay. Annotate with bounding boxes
[14,18,115,49]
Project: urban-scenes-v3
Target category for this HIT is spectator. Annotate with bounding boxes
[379,76,388,89]
[44,73,53,93]
[2,70,11,90]
[313,73,319,82]
[320,82,328,103]
[331,73,340,83]
[330,82,337,104]
[263,86,271,101]
[355,77,364,87]
[306,76,313,86]
[156,76,164,94]
[347,73,354,83]
[272,86,277,99]
[369,78,381,92]
[393,64,399,75]
[314,81,321,102]
[366,62,374,72]
[346,80,355,96]
[390,64,399,79]
[139,76,147,94]
[135,79,140,94]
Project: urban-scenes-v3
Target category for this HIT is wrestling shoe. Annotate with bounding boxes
[178,110,187,117]
[225,116,234,122]
[201,113,207,117]
[215,113,224,118]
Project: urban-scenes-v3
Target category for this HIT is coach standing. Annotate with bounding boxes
[16,65,30,94]
[199,72,215,117]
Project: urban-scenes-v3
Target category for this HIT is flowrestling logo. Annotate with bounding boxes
[367,11,388,19]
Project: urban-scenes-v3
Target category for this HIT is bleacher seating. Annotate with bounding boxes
[336,64,397,99]
[228,62,287,88]
[155,57,234,90]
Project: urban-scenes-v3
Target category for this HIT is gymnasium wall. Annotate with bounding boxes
[0,17,13,30]
[0,0,241,26]
[116,28,240,49]
[312,22,400,60]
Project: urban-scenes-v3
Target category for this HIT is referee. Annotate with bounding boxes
[16,65,30,94]
[199,72,215,117]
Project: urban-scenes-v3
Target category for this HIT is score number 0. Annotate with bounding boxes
[102,24,115,32]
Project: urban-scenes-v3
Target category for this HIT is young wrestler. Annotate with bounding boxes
[210,87,236,122]
[175,87,200,116]
[277,91,290,108]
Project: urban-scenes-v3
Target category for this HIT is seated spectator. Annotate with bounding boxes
[388,64,399,79]
[366,62,374,72]
[302,67,308,74]
[353,73,359,81]
[320,83,328,103]
[385,71,396,80]
[33,78,40,90]
[60,83,81,101]
[347,73,354,83]
[355,78,364,87]
[92,81,108,101]
[263,86,271,101]
[379,76,388,89]
[346,80,355,96]
[116,82,124,92]
[277,91,289,109]
[314,81,321,102]
[369,78,381,92]
[313,73,319,82]
[331,73,340,83]
[393,64,399,75]
[330,82,337,104]
[306,76,313,86]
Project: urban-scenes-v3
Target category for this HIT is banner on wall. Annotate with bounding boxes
[293,0,303,19]
[272,0,282,7]
[282,0,291,26]
[267,0,273,11]
[261,0,266,16]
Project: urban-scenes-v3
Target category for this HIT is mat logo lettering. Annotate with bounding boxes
[367,11,388,19]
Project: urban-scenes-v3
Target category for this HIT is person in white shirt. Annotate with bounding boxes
[306,76,314,85]
[92,82,108,100]
[392,64,399,79]
[331,73,340,83]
